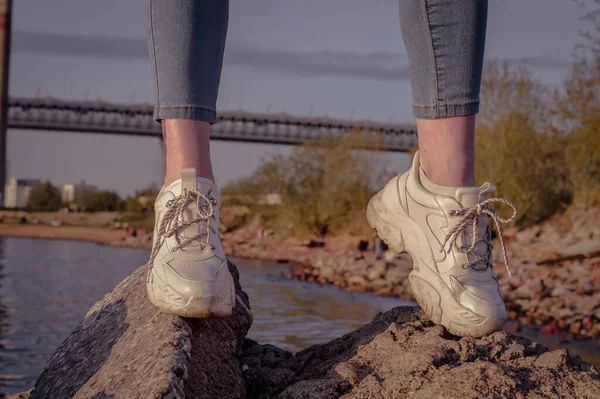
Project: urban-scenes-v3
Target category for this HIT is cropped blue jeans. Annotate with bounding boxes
[147,0,487,123]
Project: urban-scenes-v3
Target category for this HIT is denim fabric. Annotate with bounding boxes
[147,0,486,122]
[147,0,229,123]
[399,0,488,119]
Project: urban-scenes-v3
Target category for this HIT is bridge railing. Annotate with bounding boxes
[7,97,418,151]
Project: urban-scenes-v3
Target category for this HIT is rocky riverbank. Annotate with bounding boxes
[3,201,599,344]
[277,206,600,342]
[282,249,600,341]
[0,223,155,249]
[17,260,600,399]
[223,200,600,342]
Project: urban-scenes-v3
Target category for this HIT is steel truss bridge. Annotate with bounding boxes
[7,97,417,151]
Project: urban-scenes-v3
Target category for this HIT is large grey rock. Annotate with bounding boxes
[25,263,600,399]
[242,307,600,399]
[29,261,252,399]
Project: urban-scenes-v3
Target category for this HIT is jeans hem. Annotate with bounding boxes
[154,106,217,124]
[412,101,480,119]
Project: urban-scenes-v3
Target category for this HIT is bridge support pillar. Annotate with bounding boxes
[0,0,12,204]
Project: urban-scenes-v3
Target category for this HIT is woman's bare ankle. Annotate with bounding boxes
[163,119,215,185]
[416,116,476,187]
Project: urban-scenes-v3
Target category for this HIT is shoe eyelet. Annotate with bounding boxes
[166,200,174,207]
[171,248,177,253]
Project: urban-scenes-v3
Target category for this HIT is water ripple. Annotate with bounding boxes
[0,238,409,396]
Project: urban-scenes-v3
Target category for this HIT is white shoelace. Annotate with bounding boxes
[440,198,518,278]
[147,188,216,267]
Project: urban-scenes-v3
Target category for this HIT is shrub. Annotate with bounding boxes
[222,132,386,237]
[75,189,120,212]
[476,63,572,225]
[555,56,600,201]
[27,181,62,211]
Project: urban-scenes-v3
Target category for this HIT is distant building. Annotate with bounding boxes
[4,177,40,208]
[62,181,98,203]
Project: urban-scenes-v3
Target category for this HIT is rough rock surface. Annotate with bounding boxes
[242,307,600,399]
[28,261,252,399]
[25,261,600,398]
[8,390,31,399]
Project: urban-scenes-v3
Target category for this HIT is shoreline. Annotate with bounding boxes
[2,222,600,345]
[0,223,150,248]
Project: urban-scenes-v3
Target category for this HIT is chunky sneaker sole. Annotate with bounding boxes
[146,263,235,318]
[367,192,504,337]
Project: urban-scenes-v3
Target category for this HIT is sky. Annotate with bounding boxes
[7,0,592,196]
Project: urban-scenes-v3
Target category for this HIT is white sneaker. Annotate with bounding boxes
[366,151,517,337]
[146,168,234,318]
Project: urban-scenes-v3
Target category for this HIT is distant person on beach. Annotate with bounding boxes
[256,226,264,246]
[144,0,517,338]
[374,236,384,260]
[307,236,326,248]
[357,237,369,252]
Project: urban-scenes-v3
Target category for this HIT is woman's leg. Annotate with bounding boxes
[147,0,228,184]
[145,0,234,319]
[400,0,487,187]
[368,0,517,338]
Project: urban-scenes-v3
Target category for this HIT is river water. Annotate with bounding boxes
[2,237,599,397]
[0,237,409,396]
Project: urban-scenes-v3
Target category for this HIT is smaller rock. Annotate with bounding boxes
[501,344,525,361]
[504,322,521,333]
[551,286,569,297]
[347,275,367,287]
[319,266,335,281]
[570,320,583,335]
[242,339,265,357]
[367,270,383,281]
[535,349,569,368]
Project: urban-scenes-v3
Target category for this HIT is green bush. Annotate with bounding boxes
[117,196,143,212]
[115,185,160,212]
[476,2,599,220]
[27,181,62,211]
[75,189,121,212]
[222,132,386,237]
[476,63,572,225]
[556,56,600,200]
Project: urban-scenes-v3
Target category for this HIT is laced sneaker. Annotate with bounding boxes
[146,168,234,318]
[366,151,517,337]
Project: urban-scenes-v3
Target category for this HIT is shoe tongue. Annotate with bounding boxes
[163,169,218,200]
[185,169,218,200]
[416,165,496,271]
[166,168,219,243]
[454,182,496,271]
[181,168,197,191]
[455,182,496,208]
[418,167,496,207]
